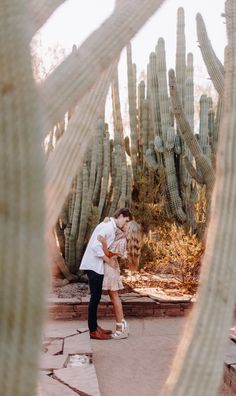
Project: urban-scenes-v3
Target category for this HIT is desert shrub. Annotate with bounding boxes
[140,223,204,293]
[128,171,206,293]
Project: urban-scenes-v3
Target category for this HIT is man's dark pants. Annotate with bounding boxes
[86,270,104,332]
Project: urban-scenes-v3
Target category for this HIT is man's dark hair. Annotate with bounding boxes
[112,207,133,220]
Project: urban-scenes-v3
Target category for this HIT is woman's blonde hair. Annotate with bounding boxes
[126,221,142,270]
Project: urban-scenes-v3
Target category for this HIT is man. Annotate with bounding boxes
[80,208,133,340]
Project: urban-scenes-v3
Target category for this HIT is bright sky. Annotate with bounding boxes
[37,0,226,132]
[39,0,226,76]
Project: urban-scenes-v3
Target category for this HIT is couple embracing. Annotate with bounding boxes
[80,208,141,340]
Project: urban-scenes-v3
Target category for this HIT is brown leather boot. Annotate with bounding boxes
[90,329,112,340]
[97,325,112,335]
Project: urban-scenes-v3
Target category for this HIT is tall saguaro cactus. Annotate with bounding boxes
[168,69,215,222]
[196,13,224,97]
[155,38,186,222]
[127,42,139,190]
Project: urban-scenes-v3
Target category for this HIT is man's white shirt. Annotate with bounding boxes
[80,218,117,274]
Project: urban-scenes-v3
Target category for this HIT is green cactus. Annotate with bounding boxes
[155,37,186,222]
[168,68,215,223]
[196,13,224,96]
[142,98,149,157]
[176,7,186,108]
[127,42,138,188]
[98,131,110,218]
[92,118,105,205]
[199,94,211,157]
[76,163,89,265]
[109,143,122,215]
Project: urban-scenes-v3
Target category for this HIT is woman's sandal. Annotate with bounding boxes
[112,320,129,339]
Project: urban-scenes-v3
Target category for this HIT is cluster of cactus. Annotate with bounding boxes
[125,7,220,232]
[50,6,223,280]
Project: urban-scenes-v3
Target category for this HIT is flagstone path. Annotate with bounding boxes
[38,316,236,395]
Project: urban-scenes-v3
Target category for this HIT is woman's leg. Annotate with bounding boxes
[108,290,124,323]
[108,289,128,338]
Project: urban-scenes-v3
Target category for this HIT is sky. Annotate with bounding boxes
[38,0,226,77]
[37,0,227,132]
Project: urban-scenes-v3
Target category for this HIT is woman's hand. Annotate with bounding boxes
[97,234,106,243]
[103,217,110,223]
[103,255,118,269]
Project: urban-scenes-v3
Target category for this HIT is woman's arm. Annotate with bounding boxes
[97,235,118,258]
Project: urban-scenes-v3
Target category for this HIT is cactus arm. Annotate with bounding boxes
[145,146,159,170]
[118,159,127,208]
[185,53,194,132]
[76,164,89,265]
[111,68,124,142]
[109,144,122,214]
[199,94,210,155]
[142,99,149,156]
[126,165,132,208]
[67,173,83,273]
[175,7,186,107]
[214,96,223,154]
[138,80,146,161]
[164,128,187,222]
[127,42,138,186]
[98,131,110,218]
[169,69,206,160]
[30,1,66,36]
[196,13,224,96]
[168,68,215,222]
[183,156,204,185]
[149,52,162,138]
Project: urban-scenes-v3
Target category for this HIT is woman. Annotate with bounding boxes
[98,220,142,339]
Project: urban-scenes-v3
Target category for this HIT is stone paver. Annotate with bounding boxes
[63,332,92,355]
[43,320,82,338]
[45,339,63,355]
[40,354,67,370]
[38,372,78,396]
[55,365,101,396]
